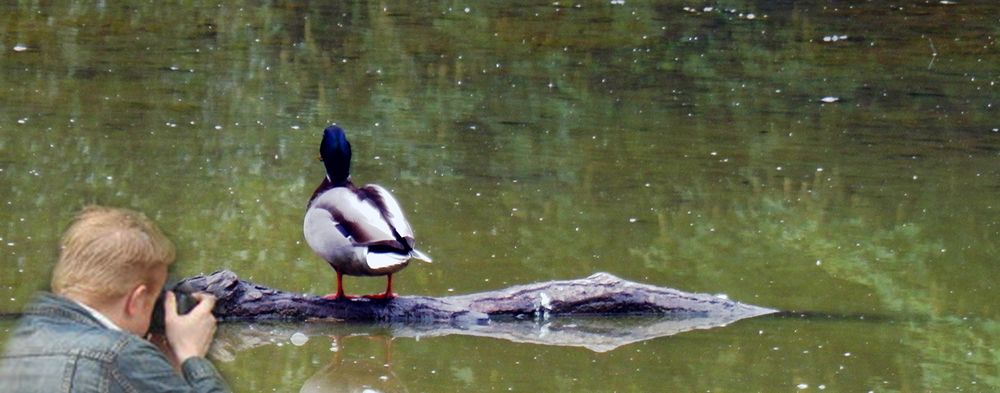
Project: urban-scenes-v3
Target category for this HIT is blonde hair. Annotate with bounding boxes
[51,205,176,301]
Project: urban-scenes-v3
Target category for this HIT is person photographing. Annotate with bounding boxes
[0,205,230,392]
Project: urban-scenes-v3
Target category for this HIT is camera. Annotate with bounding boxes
[147,285,199,335]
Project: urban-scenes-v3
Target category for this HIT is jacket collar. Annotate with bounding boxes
[24,292,108,329]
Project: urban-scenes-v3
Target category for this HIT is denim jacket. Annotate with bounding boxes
[0,293,230,393]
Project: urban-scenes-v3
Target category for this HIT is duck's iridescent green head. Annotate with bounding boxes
[320,125,351,185]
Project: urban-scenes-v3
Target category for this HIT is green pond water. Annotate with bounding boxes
[1,1,998,391]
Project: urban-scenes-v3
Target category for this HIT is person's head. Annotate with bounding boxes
[51,205,176,334]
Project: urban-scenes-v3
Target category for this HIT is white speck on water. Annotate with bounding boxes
[13,44,29,52]
[844,352,852,357]
[819,385,826,390]
[17,118,27,124]
[746,13,756,19]
[291,125,300,130]
[816,260,822,266]
[715,293,729,300]
[820,96,840,103]
[776,166,783,171]
[214,125,223,130]
[610,0,625,4]
[290,332,308,346]
[628,218,637,223]
[797,383,808,389]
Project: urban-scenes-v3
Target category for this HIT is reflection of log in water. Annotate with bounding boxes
[212,313,769,357]
[181,270,776,353]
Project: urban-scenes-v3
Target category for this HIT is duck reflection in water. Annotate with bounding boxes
[300,335,407,393]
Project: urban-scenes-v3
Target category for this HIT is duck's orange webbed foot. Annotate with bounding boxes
[362,292,397,300]
[322,293,356,301]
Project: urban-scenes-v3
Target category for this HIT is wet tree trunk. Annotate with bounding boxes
[176,270,776,326]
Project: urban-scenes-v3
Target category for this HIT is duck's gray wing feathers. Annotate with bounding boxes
[365,185,431,262]
[364,185,414,241]
[321,187,401,248]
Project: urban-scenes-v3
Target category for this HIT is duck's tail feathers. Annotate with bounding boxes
[409,249,433,263]
[366,251,410,270]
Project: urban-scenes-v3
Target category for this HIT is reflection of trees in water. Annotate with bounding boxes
[632,168,942,316]
[630,168,1000,391]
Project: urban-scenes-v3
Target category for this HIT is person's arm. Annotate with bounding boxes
[113,337,230,393]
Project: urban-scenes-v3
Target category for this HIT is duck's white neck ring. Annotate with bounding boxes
[326,175,352,185]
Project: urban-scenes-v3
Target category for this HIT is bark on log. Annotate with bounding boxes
[176,270,776,325]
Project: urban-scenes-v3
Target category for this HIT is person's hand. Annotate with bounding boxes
[164,291,217,363]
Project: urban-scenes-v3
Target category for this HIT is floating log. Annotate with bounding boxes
[176,270,775,325]
[178,270,777,353]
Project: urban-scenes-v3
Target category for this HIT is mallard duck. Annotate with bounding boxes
[303,125,431,300]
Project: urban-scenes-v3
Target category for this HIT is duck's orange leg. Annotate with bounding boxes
[323,271,354,300]
[364,274,398,300]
